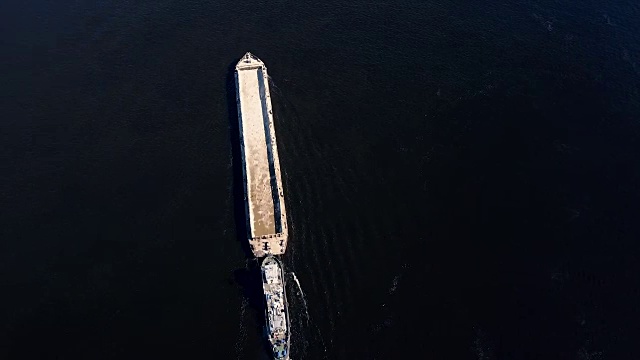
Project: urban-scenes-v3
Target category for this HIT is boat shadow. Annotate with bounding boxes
[234,261,275,358]
[233,260,266,327]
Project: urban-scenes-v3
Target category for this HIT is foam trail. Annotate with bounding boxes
[268,76,300,120]
[291,272,310,322]
[288,271,329,358]
[267,75,281,96]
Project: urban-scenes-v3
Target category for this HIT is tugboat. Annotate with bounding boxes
[260,256,290,359]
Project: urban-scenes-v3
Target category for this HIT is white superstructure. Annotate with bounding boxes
[261,256,289,359]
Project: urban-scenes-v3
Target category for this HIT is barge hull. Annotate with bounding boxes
[235,53,288,257]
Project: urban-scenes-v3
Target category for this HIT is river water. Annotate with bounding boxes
[2,0,640,359]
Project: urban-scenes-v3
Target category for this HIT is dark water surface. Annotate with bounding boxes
[2,0,640,359]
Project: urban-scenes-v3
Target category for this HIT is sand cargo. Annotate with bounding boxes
[235,52,288,258]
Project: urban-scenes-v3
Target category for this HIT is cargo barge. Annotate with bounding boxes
[235,52,288,258]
